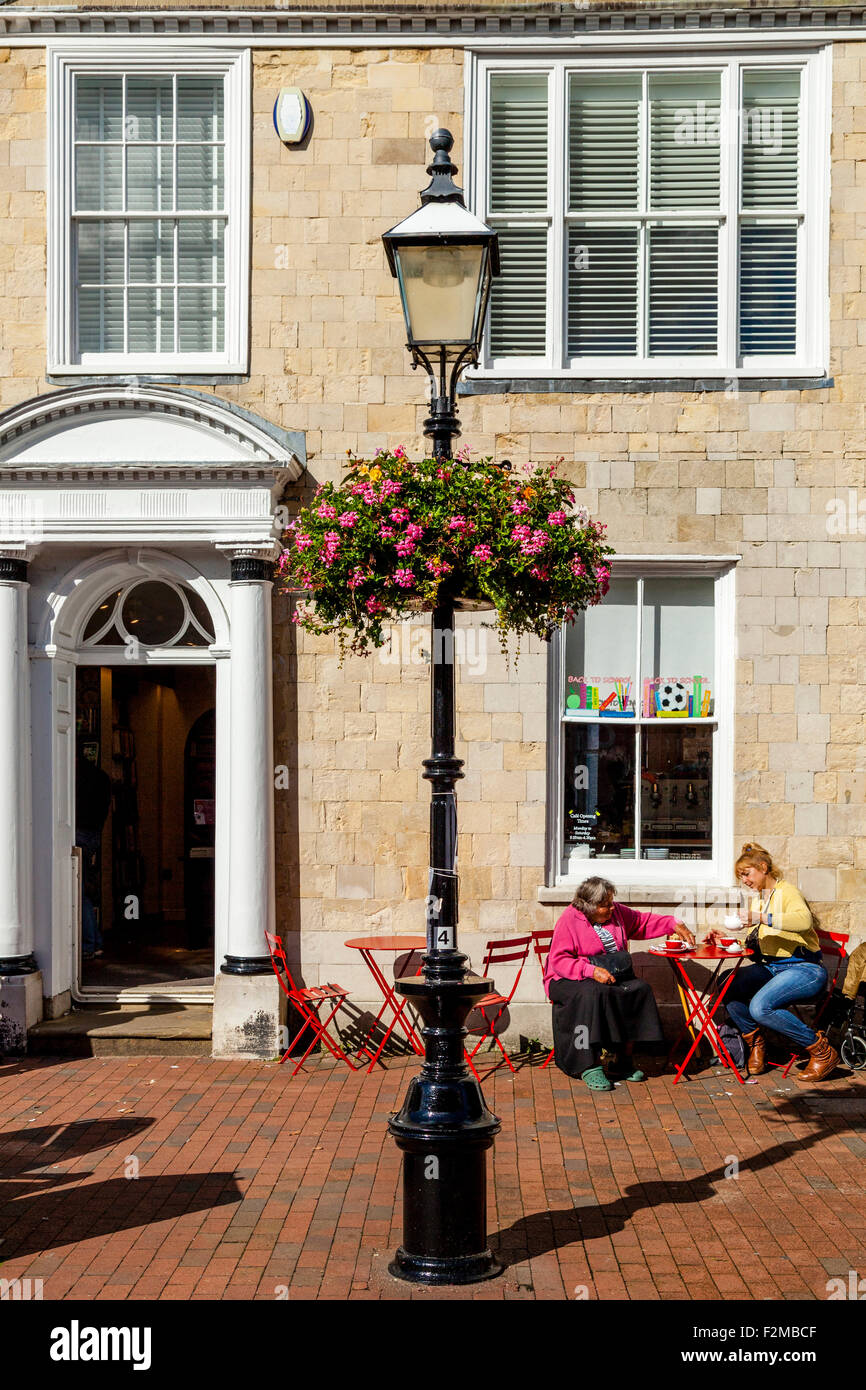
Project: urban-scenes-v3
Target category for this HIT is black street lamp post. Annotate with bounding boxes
[382,131,504,1285]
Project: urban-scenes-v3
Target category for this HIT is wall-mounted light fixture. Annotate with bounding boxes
[273,87,312,145]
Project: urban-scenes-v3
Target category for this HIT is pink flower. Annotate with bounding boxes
[393,446,407,461]
[338,511,358,529]
[320,530,341,568]
[393,569,415,588]
[366,596,383,614]
[511,524,531,544]
[405,523,424,543]
[315,502,337,521]
[379,526,395,540]
[295,531,312,550]
[547,510,567,526]
[520,529,547,557]
[390,507,410,524]
[511,499,529,515]
[571,557,587,579]
[529,565,550,581]
[448,515,468,531]
[395,539,415,557]
[381,479,402,498]
[472,544,492,562]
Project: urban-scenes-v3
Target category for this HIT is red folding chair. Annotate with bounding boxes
[265,931,371,1077]
[767,929,850,1078]
[464,935,532,1082]
[531,929,556,1069]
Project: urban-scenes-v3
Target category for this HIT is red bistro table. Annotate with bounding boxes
[650,943,754,1085]
[345,936,427,1072]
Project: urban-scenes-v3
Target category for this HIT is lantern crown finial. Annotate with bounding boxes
[420,128,465,206]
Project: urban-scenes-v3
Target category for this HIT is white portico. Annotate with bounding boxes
[0,384,303,1056]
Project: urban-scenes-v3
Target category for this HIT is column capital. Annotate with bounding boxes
[0,553,29,583]
[216,543,278,584]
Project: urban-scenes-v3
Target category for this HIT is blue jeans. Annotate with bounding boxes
[725,958,827,1048]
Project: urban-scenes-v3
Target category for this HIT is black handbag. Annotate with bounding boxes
[744,927,763,964]
[596,949,634,982]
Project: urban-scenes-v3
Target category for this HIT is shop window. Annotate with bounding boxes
[552,565,734,882]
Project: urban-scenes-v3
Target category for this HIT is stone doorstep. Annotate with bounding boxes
[27,1004,213,1057]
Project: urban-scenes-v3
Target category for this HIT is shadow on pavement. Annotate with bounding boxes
[491,1091,866,1270]
[0,1117,241,1263]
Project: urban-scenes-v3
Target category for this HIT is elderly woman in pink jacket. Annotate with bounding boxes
[545,876,695,1091]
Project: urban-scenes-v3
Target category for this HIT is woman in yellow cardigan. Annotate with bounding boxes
[706,842,839,1083]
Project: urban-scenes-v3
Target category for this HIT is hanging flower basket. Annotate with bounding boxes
[276,449,613,660]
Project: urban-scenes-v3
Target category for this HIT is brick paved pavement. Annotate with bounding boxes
[1,1051,865,1301]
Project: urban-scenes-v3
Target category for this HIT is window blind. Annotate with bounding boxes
[73,73,226,358]
[738,71,800,356]
[488,74,549,357]
[739,223,797,355]
[568,224,638,356]
[484,61,805,368]
[648,225,719,355]
[489,226,548,357]
[649,73,721,210]
[569,75,640,212]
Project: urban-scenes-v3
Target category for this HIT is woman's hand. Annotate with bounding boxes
[592,965,616,985]
[672,920,696,948]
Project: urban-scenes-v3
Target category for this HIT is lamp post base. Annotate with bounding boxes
[387,970,503,1286]
[389,1248,503,1286]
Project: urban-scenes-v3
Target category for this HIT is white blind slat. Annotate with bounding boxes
[742,71,800,210]
[568,224,639,356]
[489,73,548,213]
[650,74,721,210]
[489,226,547,357]
[648,225,718,355]
[739,223,797,354]
[569,74,641,212]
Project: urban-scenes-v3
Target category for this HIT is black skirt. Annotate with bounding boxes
[549,975,665,1079]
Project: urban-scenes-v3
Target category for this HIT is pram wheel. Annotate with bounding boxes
[840,1032,866,1070]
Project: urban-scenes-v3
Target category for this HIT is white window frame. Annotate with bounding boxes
[547,557,737,888]
[467,47,830,380]
[48,45,250,375]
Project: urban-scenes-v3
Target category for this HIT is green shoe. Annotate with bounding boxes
[606,1052,646,1082]
[581,1065,615,1091]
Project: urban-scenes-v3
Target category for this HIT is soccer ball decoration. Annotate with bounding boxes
[658,681,688,713]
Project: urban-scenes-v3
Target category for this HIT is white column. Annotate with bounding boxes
[224,552,276,971]
[212,549,283,1059]
[0,554,40,1054]
[0,556,34,972]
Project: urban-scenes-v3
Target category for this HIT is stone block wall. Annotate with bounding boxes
[0,39,863,1037]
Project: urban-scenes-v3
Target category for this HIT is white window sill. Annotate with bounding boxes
[539,882,736,906]
[461,370,831,393]
[50,359,246,376]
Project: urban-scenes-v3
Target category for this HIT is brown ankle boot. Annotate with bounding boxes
[795,1030,839,1084]
[741,1026,766,1076]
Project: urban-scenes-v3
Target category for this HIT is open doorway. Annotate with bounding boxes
[75,665,216,994]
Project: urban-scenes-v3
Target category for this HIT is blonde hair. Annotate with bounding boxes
[734,841,782,881]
